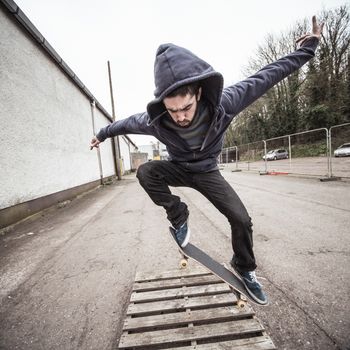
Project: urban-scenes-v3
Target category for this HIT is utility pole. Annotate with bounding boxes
[108,60,122,180]
[90,100,104,184]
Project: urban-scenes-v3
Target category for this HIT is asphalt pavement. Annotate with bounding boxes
[0,171,349,350]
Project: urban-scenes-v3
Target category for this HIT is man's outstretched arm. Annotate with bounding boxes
[90,112,153,150]
[221,16,324,117]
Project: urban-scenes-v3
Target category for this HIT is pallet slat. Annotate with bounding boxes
[123,305,255,331]
[133,274,222,292]
[119,318,264,348]
[135,266,210,282]
[131,282,230,302]
[127,293,236,316]
[166,335,275,349]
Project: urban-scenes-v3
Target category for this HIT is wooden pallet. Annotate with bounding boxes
[118,266,276,349]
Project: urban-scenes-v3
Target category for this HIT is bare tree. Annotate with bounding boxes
[225,5,350,147]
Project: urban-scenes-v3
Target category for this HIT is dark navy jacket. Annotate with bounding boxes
[97,38,319,172]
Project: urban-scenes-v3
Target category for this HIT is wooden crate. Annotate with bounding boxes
[118,266,276,349]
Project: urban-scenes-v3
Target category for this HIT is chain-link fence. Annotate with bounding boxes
[221,123,350,179]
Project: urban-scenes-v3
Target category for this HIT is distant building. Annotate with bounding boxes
[120,135,138,173]
[137,142,169,161]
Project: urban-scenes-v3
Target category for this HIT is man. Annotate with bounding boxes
[90,16,323,305]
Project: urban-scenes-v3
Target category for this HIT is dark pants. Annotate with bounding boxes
[136,160,256,271]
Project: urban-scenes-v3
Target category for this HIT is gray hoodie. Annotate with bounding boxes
[97,38,319,172]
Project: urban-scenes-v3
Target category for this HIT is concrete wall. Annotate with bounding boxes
[0,2,133,227]
[131,153,149,171]
[120,136,131,173]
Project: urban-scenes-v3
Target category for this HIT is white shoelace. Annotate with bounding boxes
[247,271,262,286]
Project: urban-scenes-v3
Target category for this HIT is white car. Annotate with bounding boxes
[263,149,289,161]
[334,143,350,157]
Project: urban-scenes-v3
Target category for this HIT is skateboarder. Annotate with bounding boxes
[90,16,323,304]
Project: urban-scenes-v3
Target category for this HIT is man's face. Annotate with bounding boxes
[163,89,201,127]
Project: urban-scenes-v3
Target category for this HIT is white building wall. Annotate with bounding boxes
[120,136,131,172]
[0,6,119,210]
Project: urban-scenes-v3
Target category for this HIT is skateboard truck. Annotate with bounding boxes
[234,289,247,309]
[179,253,188,269]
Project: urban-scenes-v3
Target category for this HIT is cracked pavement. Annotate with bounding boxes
[0,171,349,350]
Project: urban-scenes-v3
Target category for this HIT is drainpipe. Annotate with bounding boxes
[90,101,104,185]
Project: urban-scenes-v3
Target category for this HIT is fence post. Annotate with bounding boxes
[329,123,350,179]
[247,143,250,170]
[288,135,292,170]
[231,146,242,172]
[327,127,333,178]
[235,146,239,171]
[327,128,330,178]
[263,140,267,174]
[320,127,340,182]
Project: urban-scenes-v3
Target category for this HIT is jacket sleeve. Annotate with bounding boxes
[221,37,319,117]
[96,112,154,142]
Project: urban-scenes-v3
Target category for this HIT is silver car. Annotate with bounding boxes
[334,143,350,157]
[263,149,289,161]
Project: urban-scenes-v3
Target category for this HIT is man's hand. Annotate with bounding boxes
[296,15,325,47]
[90,136,101,150]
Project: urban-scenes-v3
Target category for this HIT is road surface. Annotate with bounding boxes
[0,171,349,349]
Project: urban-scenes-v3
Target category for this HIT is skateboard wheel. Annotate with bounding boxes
[179,258,188,269]
[237,299,247,309]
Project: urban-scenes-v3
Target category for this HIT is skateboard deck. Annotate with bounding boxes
[169,227,261,307]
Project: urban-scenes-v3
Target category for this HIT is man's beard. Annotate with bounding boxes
[177,120,191,127]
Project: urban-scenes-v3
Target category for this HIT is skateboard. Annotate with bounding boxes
[169,227,260,308]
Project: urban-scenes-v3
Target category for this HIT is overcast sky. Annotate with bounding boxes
[15,0,345,145]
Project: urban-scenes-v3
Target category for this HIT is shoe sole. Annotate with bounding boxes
[180,227,191,248]
[240,278,268,305]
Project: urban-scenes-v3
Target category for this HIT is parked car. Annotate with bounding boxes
[334,143,350,157]
[263,149,289,161]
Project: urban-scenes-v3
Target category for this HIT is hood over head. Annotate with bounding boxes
[147,43,223,122]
